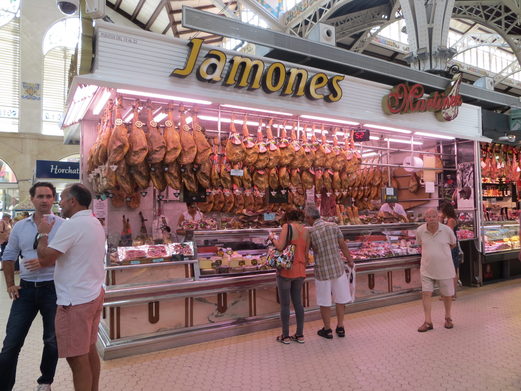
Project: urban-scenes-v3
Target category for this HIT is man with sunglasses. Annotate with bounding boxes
[0,182,64,391]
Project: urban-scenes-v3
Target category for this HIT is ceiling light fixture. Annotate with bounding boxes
[300,114,359,125]
[116,89,212,105]
[92,90,112,115]
[364,123,412,134]
[154,112,168,122]
[385,138,423,145]
[414,131,455,140]
[221,104,292,116]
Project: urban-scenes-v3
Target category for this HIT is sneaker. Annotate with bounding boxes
[317,327,333,339]
[36,384,52,391]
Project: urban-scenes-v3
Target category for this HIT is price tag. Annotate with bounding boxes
[263,213,276,221]
[152,258,164,263]
[230,169,244,177]
[425,181,435,193]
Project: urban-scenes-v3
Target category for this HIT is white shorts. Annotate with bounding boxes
[315,272,351,307]
[421,275,455,297]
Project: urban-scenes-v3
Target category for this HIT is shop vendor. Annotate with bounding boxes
[176,202,204,241]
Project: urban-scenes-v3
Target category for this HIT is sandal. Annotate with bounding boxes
[291,335,305,344]
[276,335,291,344]
[417,322,433,333]
[335,326,346,338]
[317,328,333,339]
[444,317,454,329]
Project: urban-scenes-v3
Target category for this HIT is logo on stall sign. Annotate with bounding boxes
[382,73,463,122]
[171,38,344,103]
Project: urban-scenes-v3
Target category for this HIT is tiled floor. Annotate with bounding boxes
[2,275,521,391]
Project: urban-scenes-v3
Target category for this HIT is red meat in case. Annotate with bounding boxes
[147,245,168,258]
[124,249,147,260]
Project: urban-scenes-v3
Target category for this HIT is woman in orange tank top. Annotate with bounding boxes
[268,209,310,344]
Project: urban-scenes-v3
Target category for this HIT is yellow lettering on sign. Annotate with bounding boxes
[282,68,308,96]
[325,75,345,102]
[262,62,286,93]
[197,50,227,82]
[306,73,328,100]
[225,56,264,89]
[171,38,203,77]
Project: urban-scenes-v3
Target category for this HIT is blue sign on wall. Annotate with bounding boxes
[35,160,80,180]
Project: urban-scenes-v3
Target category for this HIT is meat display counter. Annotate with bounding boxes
[479,222,521,283]
[98,223,422,359]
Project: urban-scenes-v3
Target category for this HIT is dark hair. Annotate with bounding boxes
[30,182,56,198]
[439,202,457,220]
[65,183,92,208]
[285,209,304,222]
[186,202,196,208]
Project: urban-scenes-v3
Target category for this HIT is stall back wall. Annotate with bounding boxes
[77,22,482,140]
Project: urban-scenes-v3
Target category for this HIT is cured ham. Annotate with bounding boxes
[332,170,342,191]
[289,124,306,169]
[268,167,279,189]
[266,119,281,169]
[182,164,198,193]
[225,115,245,164]
[331,133,346,171]
[146,102,166,164]
[323,169,333,193]
[231,163,243,188]
[234,190,245,212]
[253,187,266,213]
[279,166,291,188]
[192,109,212,165]
[164,161,182,190]
[129,161,151,190]
[312,132,326,168]
[212,189,225,212]
[197,193,214,213]
[242,115,259,166]
[314,169,323,192]
[278,122,295,166]
[116,161,134,195]
[243,189,254,211]
[107,98,130,165]
[163,103,182,164]
[254,126,269,169]
[290,168,302,188]
[253,169,269,191]
[196,159,211,189]
[302,169,314,190]
[222,189,235,213]
[126,101,149,166]
[242,166,253,189]
[93,102,113,168]
[220,156,232,189]
[300,130,314,170]
[178,106,197,165]
[210,138,221,188]
[321,130,334,169]
[150,163,167,191]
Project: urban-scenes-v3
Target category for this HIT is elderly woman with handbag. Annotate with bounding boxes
[268,209,310,344]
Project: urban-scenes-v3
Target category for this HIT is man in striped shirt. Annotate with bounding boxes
[305,205,354,339]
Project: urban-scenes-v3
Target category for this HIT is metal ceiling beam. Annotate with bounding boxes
[164,0,178,37]
[145,0,166,30]
[131,0,147,21]
[209,0,237,19]
[239,0,285,31]
[182,6,521,109]
[114,0,123,10]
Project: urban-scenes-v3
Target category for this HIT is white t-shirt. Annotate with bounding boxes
[416,223,456,280]
[379,203,407,217]
[49,210,106,306]
[182,211,203,222]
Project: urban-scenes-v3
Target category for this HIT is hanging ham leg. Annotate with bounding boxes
[164,161,182,190]
[129,161,151,190]
[266,119,281,169]
[108,97,130,165]
[225,114,246,164]
[145,101,166,164]
[278,121,295,166]
[178,105,197,165]
[192,109,212,165]
[163,103,182,164]
[254,125,269,169]
[126,100,149,166]
[242,115,259,166]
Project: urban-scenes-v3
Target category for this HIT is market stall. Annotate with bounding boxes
[62,21,483,359]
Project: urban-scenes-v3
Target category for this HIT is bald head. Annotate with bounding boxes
[424,208,439,225]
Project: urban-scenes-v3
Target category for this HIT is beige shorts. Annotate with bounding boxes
[55,289,104,358]
[421,275,454,297]
[315,272,351,307]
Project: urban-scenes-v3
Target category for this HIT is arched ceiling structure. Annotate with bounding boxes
[106,0,521,96]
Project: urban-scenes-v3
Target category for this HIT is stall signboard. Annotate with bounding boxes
[35,160,80,180]
[382,73,463,122]
[172,38,344,103]
[382,187,398,203]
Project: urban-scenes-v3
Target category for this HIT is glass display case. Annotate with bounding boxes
[483,222,520,253]
[457,210,476,241]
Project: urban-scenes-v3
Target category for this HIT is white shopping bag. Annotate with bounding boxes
[345,264,356,303]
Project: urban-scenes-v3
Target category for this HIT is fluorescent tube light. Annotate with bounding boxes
[197,115,261,127]
[221,104,292,116]
[154,112,167,122]
[92,90,111,115]
[364,124,412,134]
[300,115,359,125]
[116,89,212,105]
[362,152,378,157]
[414,131,455,140]
[369,136,380,141]
[385,138,423,145]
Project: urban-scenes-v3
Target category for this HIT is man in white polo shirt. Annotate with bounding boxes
[36,183,105,391]
[416,208,457,333]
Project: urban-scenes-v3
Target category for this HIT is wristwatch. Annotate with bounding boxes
[36,233,49,241]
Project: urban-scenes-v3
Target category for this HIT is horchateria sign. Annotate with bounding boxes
[171,38,345,103]
[35,160,80,180]
[382,73,463,121]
